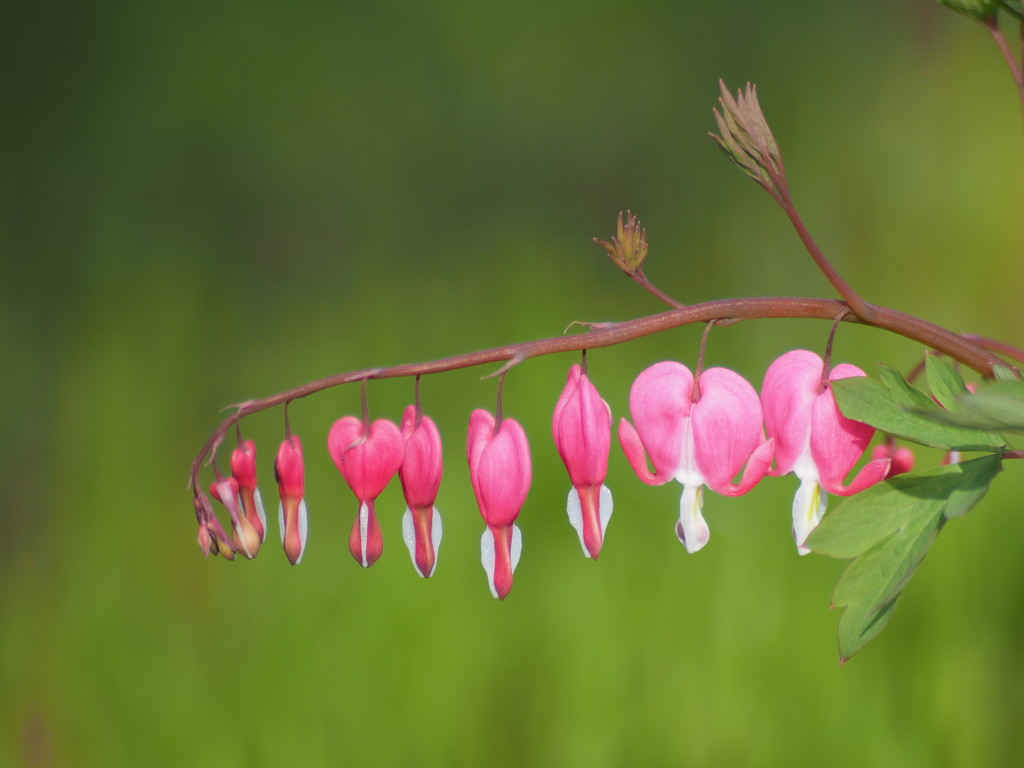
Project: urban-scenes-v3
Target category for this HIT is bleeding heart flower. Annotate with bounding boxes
[467,409,531,600]
[210,475,261,560]
[871,443,915,478]
[552,364,613,559]
[761,349,890,555]
[194,491,236,560]
[398,405,443,578]
[618,361,774,553]
[230,440,267,553]
[328,416,405,568]
[275,434,308,565]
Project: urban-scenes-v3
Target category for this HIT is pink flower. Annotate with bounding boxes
[328,416,405,568]
[467,409,531,600]
[230,440,267,551]
[871,443,915,478]
[618,361,774,553]
[275,434,308,565]
[210,475,261,560]
[398,406,444,578]
[194,492,236,560]
[761,349,890,554]
[552,364,613,560]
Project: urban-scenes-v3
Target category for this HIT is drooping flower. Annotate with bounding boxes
[467,409,531,600]
[552,364,613,560]
[230,439,267,553]
[275,434,308,565]
[761,349,890,555]
[618,361,774,553]
[398,405,443,578]
[871,443,915,478]
[328,416,405,568]
[209,474,261,559]
[194,491,236,560]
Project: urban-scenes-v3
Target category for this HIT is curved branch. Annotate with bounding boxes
[189,295,1006,493]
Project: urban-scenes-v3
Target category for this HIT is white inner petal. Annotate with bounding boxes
[358,501,370,567]
[792,478,827,556]
[598,485,613,537]
[402,507,417,571]
[253,488,267,534]
[480,528,497,599]
[430,507,442,575]
[566,487,587,557]
[277,501,285,546]
[510,523,522,573]
[674,419,705,487]
[676,484,709,553]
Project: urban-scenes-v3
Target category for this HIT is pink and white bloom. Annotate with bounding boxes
[618,361,774,553]
[328,416,405,568]
[398,405,443,578]
[210,475,261,560]
[552,364,613,560]
[275,434,308,565]
[467,409,531,600]
[230,440,267,552]
[761,349,890,555]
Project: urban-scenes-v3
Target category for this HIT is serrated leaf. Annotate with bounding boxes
[831,368,1003,450]
[925,355,967,412]
[808,454,1001,662]
[808,456,1000,557]
[833,506,943,664]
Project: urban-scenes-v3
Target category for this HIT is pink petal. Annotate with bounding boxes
[476,418,531,527]
[761,350,822,475]
[692,367,771,495]
[275,435,305,500]
[399,406,443,509]
[810,366,882,495]
[328,417,405,501]
[552,365,612,488]
[620,361,693,482]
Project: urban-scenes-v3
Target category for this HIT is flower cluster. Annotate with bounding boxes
[195,349,896,597]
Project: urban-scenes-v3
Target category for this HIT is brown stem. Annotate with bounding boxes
[188,296,1007,493]
[961,333,1024,367]
[984,16,1024,126]
[766,168,876,321]
[630,268,686,309]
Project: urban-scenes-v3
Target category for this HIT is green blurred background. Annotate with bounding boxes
[3,1,1023,765]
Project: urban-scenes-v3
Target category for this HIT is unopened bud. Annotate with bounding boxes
[710,81,785,197]
[593,210,648,275]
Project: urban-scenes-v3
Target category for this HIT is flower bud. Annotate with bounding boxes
[210,476,261,559]
[593,210,648,275]
[230,440,267,551]
[398,406,443,578]
[467,409,531,599]
[553,364,613,559]
[275,435,308,565]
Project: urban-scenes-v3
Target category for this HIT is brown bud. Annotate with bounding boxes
[593,210,648,275]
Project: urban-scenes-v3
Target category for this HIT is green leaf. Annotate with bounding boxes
[925,355,967,412]
[958,381,1024,432]
[807,455,1001,662]
[911,379,1024,434]
[831,367,1003,450]
[992,364,1019,383]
